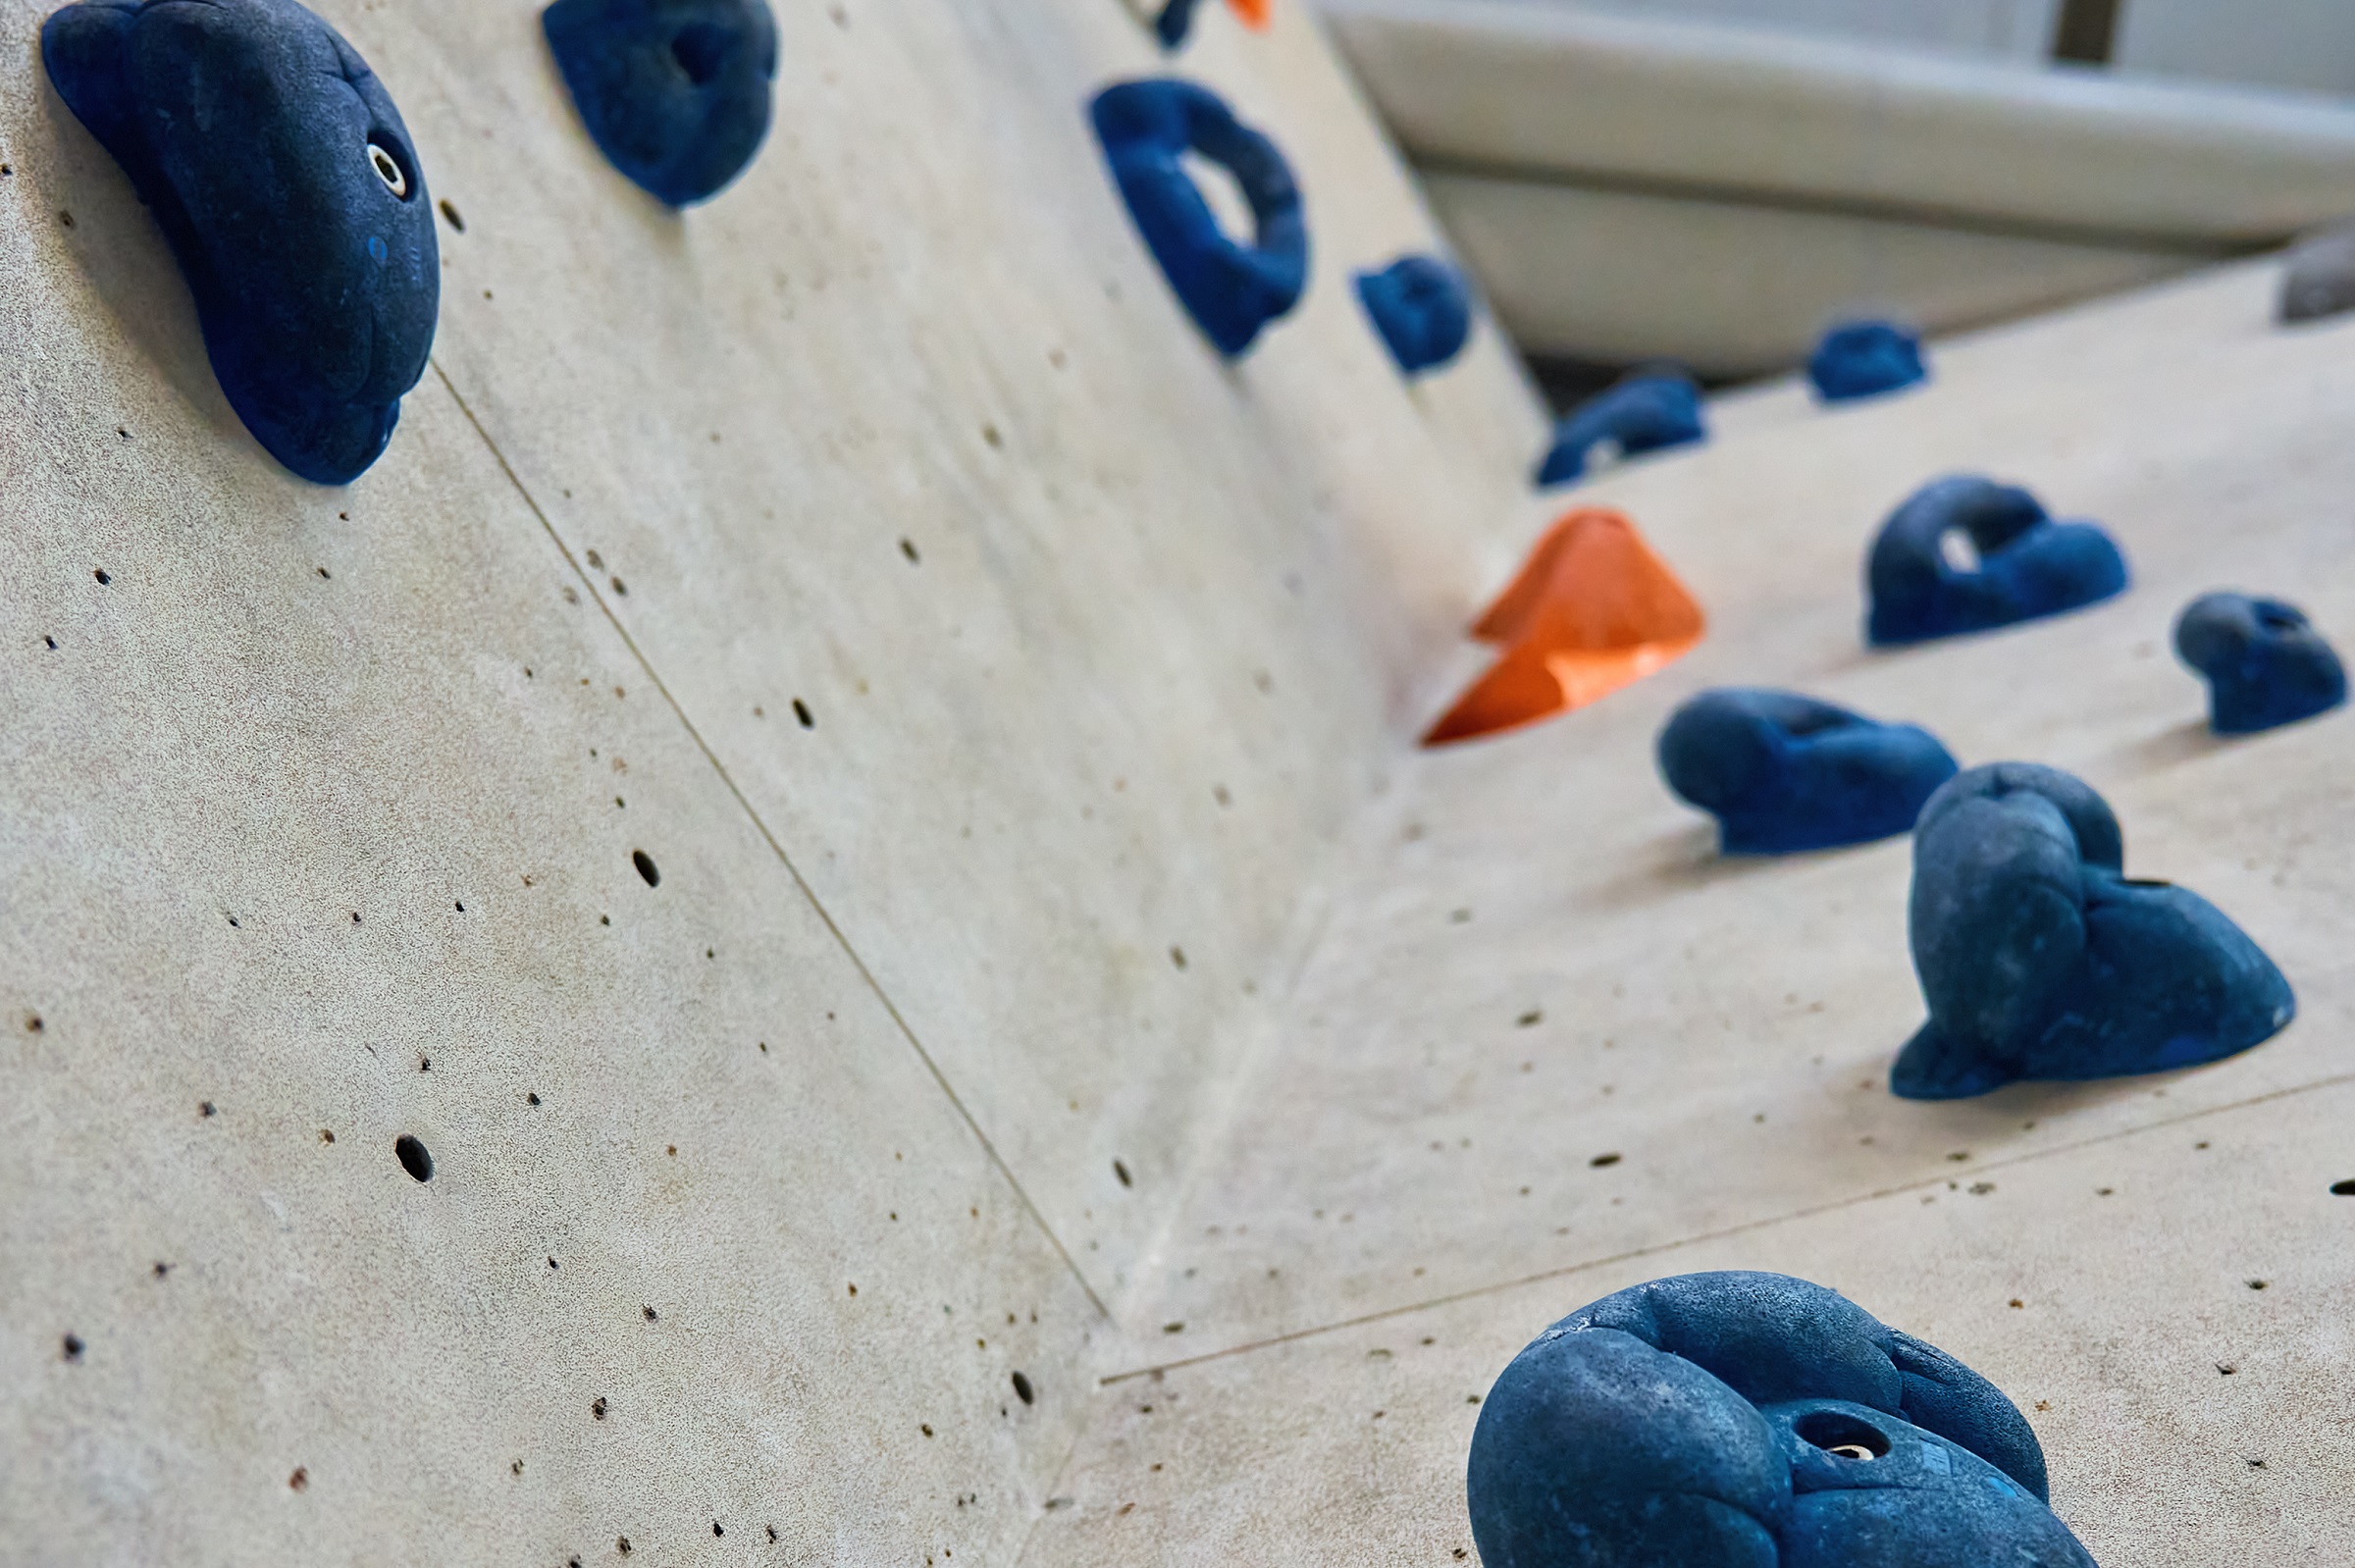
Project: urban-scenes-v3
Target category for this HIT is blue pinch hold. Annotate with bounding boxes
[41,0,440,487]
[2174,592,2347,736]
[1355,254,1471,376]
[1469,1272,2096,1568]
[1153,0,1203,48]
[1808,320,1928,402]
[1090,78,1308,357]
[1865,476,2128,647]
[1894,762,2294,1101]
[1658,689,1960,855]
[543,0,778,208]
[1535,372,1705,488]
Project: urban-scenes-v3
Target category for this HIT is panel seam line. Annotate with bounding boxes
[431,358,1108,1318]
[1097,1067,2355,1382]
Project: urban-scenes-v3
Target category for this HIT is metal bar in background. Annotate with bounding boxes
[2053,0,2123,64]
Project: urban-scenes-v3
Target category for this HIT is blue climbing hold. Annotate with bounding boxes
[543,0,778,207]
[1809,321,1928,402]
[1151,0,1272,49]
[41,0,440,486]
[1866,477,2127,647]
[1658,689,1959,856]
[2174,592,2347,736]
[1090,79,1308,357]
[1154,0,1204,47]
[1356,255,1471,376]
[1894,762,2294,1100]
[1469,1272,2095,1568]
[1536,373,1705,488]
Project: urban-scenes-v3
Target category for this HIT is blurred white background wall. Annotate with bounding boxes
[2119,0,2355,97]
[1454,0,2355,95]
[1473,0,2060,59]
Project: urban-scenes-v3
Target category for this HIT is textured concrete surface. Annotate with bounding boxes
[0,0,1541,1561]
[6,0,2349,1561]
[1027,259,2355,1563]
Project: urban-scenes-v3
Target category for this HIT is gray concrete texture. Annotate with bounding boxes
[1036,259,2355,1563]
[0,0,1543,1562]
[4,1,2350,1565]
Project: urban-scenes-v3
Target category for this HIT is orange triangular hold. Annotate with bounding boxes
[1424,507,1705,746]
[1226,0,1274,29]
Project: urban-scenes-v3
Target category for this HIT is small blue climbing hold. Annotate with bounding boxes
[1809,320,1928,402]
[1469,1272,2096,1568]
[543,0,778,207]
[1866,476,2127,647]
[1090,79,1308,358]
[1535,373,1704,488]
[1154,0,1203,48]
[42,0,440,486]
[1658,689,1960,855]
[1894,762,2294,1100]
[2174,592,2347,736]
[1355,255,1471,376]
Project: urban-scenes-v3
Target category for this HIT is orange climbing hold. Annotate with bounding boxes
[1228,0,1274,28]
[1424,508,1705,746]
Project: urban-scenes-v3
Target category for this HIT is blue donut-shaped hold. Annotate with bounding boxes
[1469,1273,2094,1568]
[1090,78,1308,357]
[1895,762,2294,1100]
[1536,373,1705,488]
[2174,592,2347,735]
[1865,477,2127,646]
[1355,254,1471,376]
[1658,689,1960,856]
[1808,321,1927,403]
[543,0,778,207]
[41,0,440,486]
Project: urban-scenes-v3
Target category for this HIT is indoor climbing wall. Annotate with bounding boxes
[0,0,1544,1562]
[1021,258,2355,1564]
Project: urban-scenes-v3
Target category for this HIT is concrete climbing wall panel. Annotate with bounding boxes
[1025,257,2355,1562]
[336,0,1544,1311]
[0,0,1545,1558]
[0,351,1101,1564]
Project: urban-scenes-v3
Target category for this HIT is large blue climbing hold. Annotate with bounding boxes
[1090,79,1308,357]
[543,0,778,207]
[1356,254,1471,376]
[41,0,440,486]
[1658,689,1960,856]
[1866,477,2127,646]
[1536,373,1704,487]
[1894,762,2294,1100]
[1809,321,1928,402]
[1469,1272,2096,1568]
[2174,592,2347,735]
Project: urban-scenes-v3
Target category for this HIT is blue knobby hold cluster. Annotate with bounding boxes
[1658,689,1959,856]
[1866,476,2128,646]
[1090,78,1309,357]
[1809,321,1928,402]
[41,0,441,486]
[1355,255,1471,376]
[543,0,778,207]
[2174,592,2347,735]
[1894,762,2294,1100]
[1469,1272,2097,1568]
[1535,372,1706,488]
